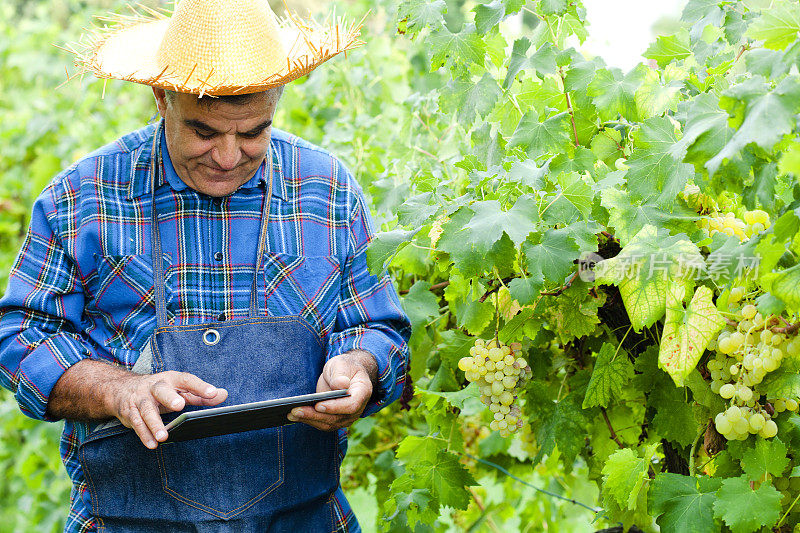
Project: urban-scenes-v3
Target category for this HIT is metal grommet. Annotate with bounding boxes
[202,328,220,346]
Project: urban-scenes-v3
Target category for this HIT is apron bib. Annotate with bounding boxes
[78,123,340,532]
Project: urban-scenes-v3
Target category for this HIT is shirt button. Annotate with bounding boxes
[217,312,226,321]
[212,198,222,207]
[214,251,223,261]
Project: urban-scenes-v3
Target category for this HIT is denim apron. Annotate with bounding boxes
[78,124,340,532]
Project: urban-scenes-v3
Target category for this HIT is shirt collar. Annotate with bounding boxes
[127,121,287,201]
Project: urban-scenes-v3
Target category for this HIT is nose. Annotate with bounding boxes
[211,135,241,170]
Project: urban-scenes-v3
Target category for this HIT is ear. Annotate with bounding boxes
[152,87,168,117]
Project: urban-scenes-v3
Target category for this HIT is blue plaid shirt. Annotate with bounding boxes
[0,122,411,532]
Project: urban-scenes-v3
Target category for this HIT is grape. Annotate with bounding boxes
[720,383,736,399]
[726,406,742,421]
[761,419,778,438]
[742,305,757,320]
[786,398,799,411]
[733,417,749,434]
[730,364,739,375]
[749,412,765,432]
[737,386,753,402]
[715,413,733,434]
[730,287,745,303]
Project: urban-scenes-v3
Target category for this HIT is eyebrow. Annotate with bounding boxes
[184,118,272,136]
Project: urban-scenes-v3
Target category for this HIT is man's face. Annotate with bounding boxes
[153,88,281,197]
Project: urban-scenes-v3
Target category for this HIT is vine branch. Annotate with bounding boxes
[467,487,502,533]
[560,70,580,148]
[600,407,624,448]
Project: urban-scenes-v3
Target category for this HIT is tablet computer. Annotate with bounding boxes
[163,389,350,443]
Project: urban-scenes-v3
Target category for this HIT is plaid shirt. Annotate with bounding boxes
[0,122,411,532]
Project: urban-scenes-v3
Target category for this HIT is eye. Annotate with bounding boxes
[194,129,215,140]
[239,130,263,139]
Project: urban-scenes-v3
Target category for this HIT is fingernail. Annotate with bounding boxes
[171,399,182,409]
[147,440,156,449]
[317,404,326,413]
[156,430,167,440]
[293,409,304,418]
[287,414,297,422]
[205,386,217,395]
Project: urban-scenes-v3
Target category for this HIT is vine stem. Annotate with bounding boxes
[771,321,800,335]
[600,407,624,448]
[778,492,800,528]
[459,452,606,518]
[467,487,502,533]
[560,71,580,148]
[688,425,706,476]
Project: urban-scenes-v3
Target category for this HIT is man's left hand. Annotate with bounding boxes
[287,350,377,431]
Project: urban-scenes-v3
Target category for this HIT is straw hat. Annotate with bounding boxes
[65,0,365,96]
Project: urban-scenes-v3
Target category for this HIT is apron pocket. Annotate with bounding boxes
[157,426,285,520]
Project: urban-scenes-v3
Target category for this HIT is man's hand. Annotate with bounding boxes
[287,350,378,431]
[47,359,227,449]
[108,371,228,449]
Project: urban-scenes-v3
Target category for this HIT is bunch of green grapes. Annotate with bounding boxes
[458,339,532,438]
[697,209,771,242]
[709,296,800,440]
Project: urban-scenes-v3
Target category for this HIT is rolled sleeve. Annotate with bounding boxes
[0,182,93,420]
[328,177,411,418]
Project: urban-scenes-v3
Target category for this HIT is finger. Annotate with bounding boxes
[126,406,158,449]
[288,409,353,431]
[315,376,371,415]
[179,388,228,406]
[137,398,169,444]
[150,380,186,412]
[167,371,220,398]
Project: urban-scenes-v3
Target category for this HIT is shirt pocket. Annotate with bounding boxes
[89,253,174,350]
[261,252,340,337]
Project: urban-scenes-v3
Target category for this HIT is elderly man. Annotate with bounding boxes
[0,0,410,531]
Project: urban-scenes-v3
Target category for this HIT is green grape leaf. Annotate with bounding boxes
[418,451,477,510]
[651,395,698,447]
[626,116,694,208]
[473,0,505,34]
[706,77,800,176]
[588,66,644,122]
[760,354,800,400]
[635,68,682,120]
[644,30,692,68]
[594,225,702,332]
[463,197,539,248]
[746,1,800,50]
[583,343,634,409]
[503,38,532,88]
[548,171,594,222]
[541,282,606,344]
[761,263,800,315]
[602,445,657,511]
[659,285,726,387]
[779,140,800,176]
[533,392,588,465]
[600,187,699,247]
[438,208,485,276]
[397,0,447,31]
[509,109,572,158]
[670,93,729,161]
[439,73,501,127]
[508,275,544,306]
[367,228,419,275]
[564,57,598,92]
[741,438,789,480]
[396,435,442,464]
[539,0,568,15]
[402,281,440,332]
[429,25,486,70]
[649,473,722,533]
[713,475,782,533]
[398,193,439,227]
[522,228,580,284]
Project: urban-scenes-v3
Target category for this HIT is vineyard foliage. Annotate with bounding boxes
[5,0,800,531]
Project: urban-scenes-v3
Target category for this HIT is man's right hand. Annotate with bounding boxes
[47,359,227,449]
[108,371,228,449]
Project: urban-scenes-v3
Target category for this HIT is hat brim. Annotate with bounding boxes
[66,6,364,96]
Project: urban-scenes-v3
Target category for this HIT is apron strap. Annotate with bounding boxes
[149,120,275,327]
